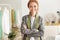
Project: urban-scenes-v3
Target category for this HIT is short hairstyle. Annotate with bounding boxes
[27,0,39,8]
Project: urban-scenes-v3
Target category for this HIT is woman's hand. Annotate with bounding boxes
[32,29,39,32]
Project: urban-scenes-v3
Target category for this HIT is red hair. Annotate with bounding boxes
[27,0,39,8]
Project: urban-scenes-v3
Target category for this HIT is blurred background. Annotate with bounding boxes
[0,0,60,40]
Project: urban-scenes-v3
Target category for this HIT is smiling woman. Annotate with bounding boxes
[21,0,44,40]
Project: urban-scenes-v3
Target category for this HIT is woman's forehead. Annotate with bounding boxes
[29,2,38,6]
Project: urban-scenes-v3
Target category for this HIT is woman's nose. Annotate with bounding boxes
[32,7,34,10]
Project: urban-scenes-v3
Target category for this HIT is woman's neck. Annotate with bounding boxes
[30,12,36,17]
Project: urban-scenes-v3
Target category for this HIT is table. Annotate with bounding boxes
[55,35,60,40]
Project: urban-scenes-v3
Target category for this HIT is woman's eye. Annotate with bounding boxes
[34,6,36,8]
[29,6,32,8]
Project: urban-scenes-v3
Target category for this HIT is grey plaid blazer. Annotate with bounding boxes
[21,15,44,40]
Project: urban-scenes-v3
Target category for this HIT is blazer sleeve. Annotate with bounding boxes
[34,18,44,36]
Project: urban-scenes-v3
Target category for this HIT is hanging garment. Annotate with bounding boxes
[11,9,17,27]
[2,7,11,40]
[0,10,2,40]
[2,7,11,35]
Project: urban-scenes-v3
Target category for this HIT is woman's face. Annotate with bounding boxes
[28,2,38,16]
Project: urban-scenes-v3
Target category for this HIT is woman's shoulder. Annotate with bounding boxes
[22,15,29,19]
[38,15,42,19]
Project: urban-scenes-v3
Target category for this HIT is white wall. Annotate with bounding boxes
[21,0,60,18]
[0,0,21,10]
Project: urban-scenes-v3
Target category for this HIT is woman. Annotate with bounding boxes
[21,0,44,40]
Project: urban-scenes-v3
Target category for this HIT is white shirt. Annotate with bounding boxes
[31,16,35,29]
[30,16,35,40]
